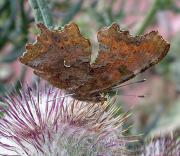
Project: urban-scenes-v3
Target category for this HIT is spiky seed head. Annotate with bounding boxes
[0,83,135,156]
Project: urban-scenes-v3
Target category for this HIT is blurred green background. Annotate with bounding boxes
[0,0,180,144]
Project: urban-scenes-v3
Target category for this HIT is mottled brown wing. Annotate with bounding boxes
[74,23,170,98]
[19,23,170,102]
[19,23,92,91]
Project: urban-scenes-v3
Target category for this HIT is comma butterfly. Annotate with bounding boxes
[19,23,170,102]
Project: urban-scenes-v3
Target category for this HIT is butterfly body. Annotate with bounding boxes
[19,23,170,102]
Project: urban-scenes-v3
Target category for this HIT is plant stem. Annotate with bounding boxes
[28,0,43,23]
[36,0,53,28]
[28,0,53,28]
[62,0,84,25]
[136,0,159,35]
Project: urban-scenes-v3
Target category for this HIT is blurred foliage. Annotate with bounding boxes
[149,98,180,136]
[0,0,180,152]
[0,0,29,96]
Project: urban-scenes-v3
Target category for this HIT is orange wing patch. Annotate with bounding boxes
[20,23,92,91]
[19,23,170,102]
[87,23,170,93]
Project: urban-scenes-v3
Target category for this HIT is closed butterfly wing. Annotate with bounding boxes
[19,23,170,102]
[74,23,170,100]
[19,23,92,91]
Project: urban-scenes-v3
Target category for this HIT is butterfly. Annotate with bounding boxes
[19,23,170,102]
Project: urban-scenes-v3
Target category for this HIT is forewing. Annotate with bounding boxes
[19,23,92,91]
[85,23,170,94]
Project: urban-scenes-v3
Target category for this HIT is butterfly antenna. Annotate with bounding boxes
[119,94,145,98]
[112,79,146,90]
[48,93,75,102]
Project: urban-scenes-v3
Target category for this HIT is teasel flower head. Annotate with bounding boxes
[141,132,180,156]
[0,82,135,156]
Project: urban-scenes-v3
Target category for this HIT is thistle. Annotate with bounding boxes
[141,133,180,156]
[0,82,134,156]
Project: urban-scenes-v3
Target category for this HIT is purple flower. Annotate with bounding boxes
[142,134,180,156]
[0,83,133,156]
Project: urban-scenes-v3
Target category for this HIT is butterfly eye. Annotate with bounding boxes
[89,69,94,75]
